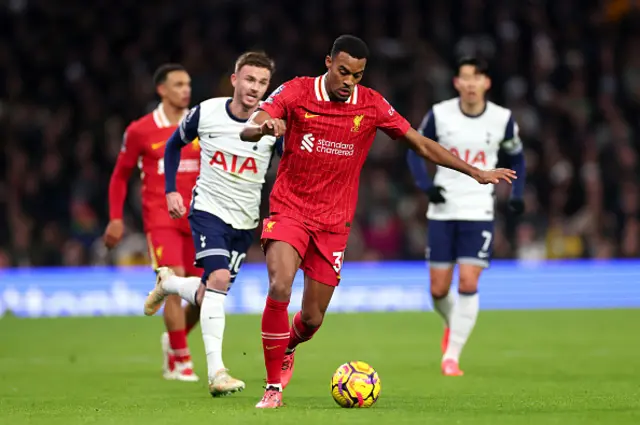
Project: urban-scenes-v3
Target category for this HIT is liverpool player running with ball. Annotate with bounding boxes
[407,57,526,376]
[105,64,201,382]
[240,35,517,408]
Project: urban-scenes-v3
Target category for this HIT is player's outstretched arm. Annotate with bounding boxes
[402,128,517,185]
[164,105,199,218]
[104,126,142,248]
[240,110,286,142]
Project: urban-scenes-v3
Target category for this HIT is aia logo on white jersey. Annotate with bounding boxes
[301,133,315,152]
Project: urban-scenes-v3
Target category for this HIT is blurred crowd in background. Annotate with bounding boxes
[1,0,639,268]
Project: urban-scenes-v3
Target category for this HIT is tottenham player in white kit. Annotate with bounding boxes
[407,57,526,376]
[143,52,281,396]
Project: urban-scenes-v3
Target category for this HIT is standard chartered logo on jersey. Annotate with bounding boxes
[301,133,354,156]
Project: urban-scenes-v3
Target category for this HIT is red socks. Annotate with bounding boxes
[168,330,191,362]
[288,310,319,350]
[262,296,290,386]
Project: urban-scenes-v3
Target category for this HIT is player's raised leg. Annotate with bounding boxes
[282,232,343,389]
[427,220,457,355]
[442,220,492,376]
[147,232,206,312]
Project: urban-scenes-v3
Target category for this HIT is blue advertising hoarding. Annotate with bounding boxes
[0,260,638,318]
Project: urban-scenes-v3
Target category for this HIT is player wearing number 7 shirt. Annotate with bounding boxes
[240,35,518,409]
[407,57,527,377]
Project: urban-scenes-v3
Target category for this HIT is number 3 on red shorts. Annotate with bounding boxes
[332,251,344,273]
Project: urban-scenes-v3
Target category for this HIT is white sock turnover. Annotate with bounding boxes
[161,276,201,305]
[432,291,456,327]
[200,290,226,380]
[443,292,479,362]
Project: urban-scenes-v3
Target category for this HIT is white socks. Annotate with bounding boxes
[432,291,456,327]
[200,290,226,380]
[443,292,479,362]
[161,276,201,305]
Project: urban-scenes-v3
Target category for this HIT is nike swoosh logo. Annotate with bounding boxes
[304,112,319,119]
[151,141,166,150]
[265,345,280,350]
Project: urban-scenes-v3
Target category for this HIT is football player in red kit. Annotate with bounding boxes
[104,64,202,382]
[241,35,517,408]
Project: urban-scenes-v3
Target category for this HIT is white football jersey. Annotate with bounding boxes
[179,97,278,229]
[421,98,522,221]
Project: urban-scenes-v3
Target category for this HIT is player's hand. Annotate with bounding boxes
[104,219,124,249]
[508,198,525,216]
[166,192,186,219]
[473,168,517,185]
[426,186,446,204]
[259,118,286,138]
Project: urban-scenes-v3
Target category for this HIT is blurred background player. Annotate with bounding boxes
[241,35,517,408]
[144,52,282,396]
[104,64,202,382]
[407,57,527,376]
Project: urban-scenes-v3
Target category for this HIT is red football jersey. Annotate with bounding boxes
[261,75,411,234]
[108,105,200,233]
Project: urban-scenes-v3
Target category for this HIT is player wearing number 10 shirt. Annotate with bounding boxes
[240,35,517,409]
[143,52,281,398]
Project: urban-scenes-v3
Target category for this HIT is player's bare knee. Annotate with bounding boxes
[300,308,323,329]
[458,276,479,294]
[430,269,453,298]
[458,265,482,293]
[268,277,293,301]
[206,269,231,293]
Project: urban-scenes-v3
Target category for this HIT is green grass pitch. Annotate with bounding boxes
[1,310,639,425]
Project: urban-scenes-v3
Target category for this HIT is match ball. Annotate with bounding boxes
[330,361,381,408]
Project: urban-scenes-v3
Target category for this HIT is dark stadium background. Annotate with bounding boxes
[1,0,639,268]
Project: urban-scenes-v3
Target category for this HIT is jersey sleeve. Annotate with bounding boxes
[260,79,302,120]
[417,109,437,141]
[108,125,143,220]
[165,104,200,193]
[373,92,411,140]
[500,114,523,154]
[178,105,200,143]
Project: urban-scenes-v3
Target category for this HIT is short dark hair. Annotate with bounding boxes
[235,51,276,74]
[457,57,489,76]
[331,35,369,59]
[153,63,187,86]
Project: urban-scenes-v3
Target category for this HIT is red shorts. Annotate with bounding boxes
[146,228,201,277]
[261,215,348,287]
